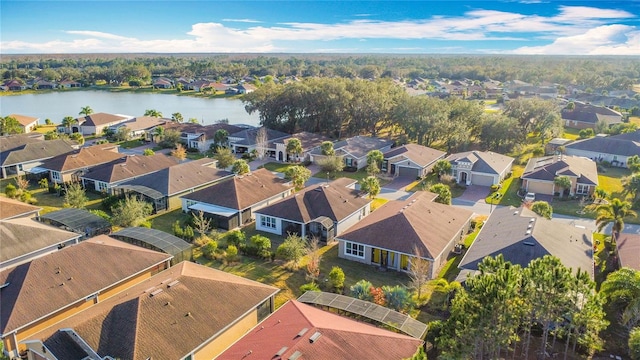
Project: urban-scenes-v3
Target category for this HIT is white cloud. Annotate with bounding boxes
[510,25,640,55]
[1,5,637,54]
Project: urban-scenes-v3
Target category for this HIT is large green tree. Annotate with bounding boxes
[0,116,23,135]
[231,159,250,175]
[110,195,153,227]
[286,138,303,161]
[214,147,236,169]
[63,182,88,208]
[284,165,311,190]
[359,176,381,199]
[429,183,451,205]
[601,268,640,330]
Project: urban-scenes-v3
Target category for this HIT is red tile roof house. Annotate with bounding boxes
[271,131,332,163]
[217,300,424,360]
[310,136,394,170]
[382,143,446,179]
[7,114,39,133]
[39,144,124,184]
[0,217,82,270]
[445,150,515,186]
[254,178,371,243]
[564,130,640,169]
[0,137,76,178]
[79,153,179,193]
[562,101,623,130]
[616,233,640,271]
[522,155,599,197]
[22,261,279,360]
[337,191,473,278]
[68,112,133,135]
[0,236,172,358]
[181,168,293,230]
[114,158,234,212]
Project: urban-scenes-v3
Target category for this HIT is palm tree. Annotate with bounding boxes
[61,116,77,134]
[596,198,638,242]
[152,126,165,143]
[145,109,163,118]
[601,268,640,330]
[79,105,93,116]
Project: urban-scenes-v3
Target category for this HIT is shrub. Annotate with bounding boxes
[440,174,455,184]
[247,235,272,259]
[183,225,195,242]
[350,280,374,301]
[532,147,545,156]
[300,282,321,293]
[193,234,211,247]
[142,148,155,156]
[328,266,345,292]
[225,245,238,262]
[490,184,500,192]
[382,285,412,312]
[202,240,218,260]
[276,234,307,264]
[5,184,17,198]
[101,195,121,211]
[173,221,184,238]
[89,209,111,222]
[139,220,152,228]
[224,229,245,247]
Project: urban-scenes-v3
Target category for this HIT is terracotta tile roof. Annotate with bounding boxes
[338,192,472,258]
[2,139,76,166]
[80,154,179,184]
[523,155,598,186]
[446,150,514,175]
[384,144,446,168]
[7,114,38,127]
[218,300,422,360]
[120,158,233,196]
[459,206,594,278]
[616,233,640,271]
[28,261,278,360]
[40,145,124,172]
[0,197,41,220]
[0,217,79,265]
[256,178,370,224]
[0,236,172,335]
[182,168,292,210]
[77,112,129,127]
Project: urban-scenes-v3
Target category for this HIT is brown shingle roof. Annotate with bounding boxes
[384,144,446,168]
[0,236,172,335]
[275,132,332,151]
[0,218,79,265]
[338,192,472,258]
[2,139,76,166]
[523,155,598,186]
[120,158,233,196]
[181,168,291,210]
[616,233,640,271]
[256,178,370,224]
[80,154,179,184]
[77,112,129,127]
[40,145,124,172]
[218,300,422,360]
[119,116,168,132]
[7,114,38,127]
[28,261,278,360]
[0,197,41,220]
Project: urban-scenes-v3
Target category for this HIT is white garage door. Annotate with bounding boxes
[472,174,495,186]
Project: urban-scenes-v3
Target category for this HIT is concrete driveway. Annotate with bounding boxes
[456,185,491,203]
[384,176,416,191]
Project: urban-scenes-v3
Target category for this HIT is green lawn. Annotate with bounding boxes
[118,139,145,149]
[313,168,390,186]
[149,208,190,234]
[261,162,293,173]
[486,165,524,207]
[408,173,465,198]
[562,127,581,141]
[598,167,630,199]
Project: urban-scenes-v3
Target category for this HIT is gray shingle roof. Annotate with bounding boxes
[383,144,446,168]
[446,150,514,175]
[565,131,640,157]
[2,139,76,166]
[523,155,598,185]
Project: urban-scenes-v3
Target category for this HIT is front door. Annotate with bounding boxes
[381,250,388,267]
[460,172,468,184]
[390,164,396,175]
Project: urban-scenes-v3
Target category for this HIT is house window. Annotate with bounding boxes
[576,184,589,195]
[261,215,276,229]
[345,241,365,259]
[185,200,197,208]
[345,158,353,167]
[97,182,108,193]
[51,171,61,181]
[381,160,388,172]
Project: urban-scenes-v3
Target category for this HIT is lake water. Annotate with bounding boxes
[0,91,261,126]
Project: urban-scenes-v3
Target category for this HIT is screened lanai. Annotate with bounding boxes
[38,208,112,238]
[111,227,193,265]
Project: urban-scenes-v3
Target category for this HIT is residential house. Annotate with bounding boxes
[3,80,27,91]
[458,206,593,280]
[564,131,640,168]
[522,155,599,197]
[80,154,179,193]
[58,79,81,88]
[381,143,446,179]
[272,131,332,162]
[32,80,56,90]
[545,137,573,155]
[39,144,123,184]
[255,178,371,242]
[37,208,112,239]
[22,261,279,360]
[562,102,623,130]
[7,114,39,133]
[446,150,515,186]
[0,197,41,220]
[237,83,256,94]
[209,82,230,93]
[181,168,293,230]
[115,158,234,212]
[228,126,289,154]
[70,112,132,135]
[160,123,244,152]
[616,233,640,271]
[337,192,473,278]
[188,80,214,92]
[110,116,169,139]
[310,136,394,170]
[0,236,172,358]
[217,300,423,360]
[0,217,81,270]
[152,77,173,89]
[1,138,76,178]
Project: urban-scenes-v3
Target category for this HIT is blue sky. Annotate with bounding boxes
[1,1,639,55]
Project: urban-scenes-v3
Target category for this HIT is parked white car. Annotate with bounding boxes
[524,192,536,202]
